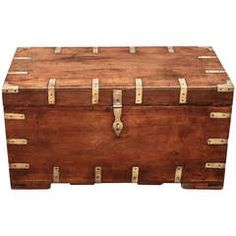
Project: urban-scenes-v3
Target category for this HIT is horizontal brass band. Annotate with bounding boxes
[205,163,225,169]
[198,56,217,59]
[207,138,227,145]
[205,70,226,74]
[210,112,231,119]
[7,138,27,145]
[13,57,32,60]
[8,71,28,75]
[9,163,29,169]
[5,113,25,120]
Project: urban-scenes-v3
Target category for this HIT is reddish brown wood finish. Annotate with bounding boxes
[2,47,233,189]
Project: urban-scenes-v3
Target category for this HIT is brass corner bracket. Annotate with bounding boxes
[217,80,234,92]
[2,82,19,93]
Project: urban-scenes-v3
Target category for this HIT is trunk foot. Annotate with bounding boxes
[181,182,223,190]
[11,181,51,189]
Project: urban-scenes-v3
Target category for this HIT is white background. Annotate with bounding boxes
[0,1,235,235]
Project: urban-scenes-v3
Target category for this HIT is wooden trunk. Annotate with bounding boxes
[2,46,234,189]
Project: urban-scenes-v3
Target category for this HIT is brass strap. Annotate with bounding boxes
[135,78,143,104]
[14,57,32,60]
[175,166,183,183]
[167,46,174,53]
[112,90,123,137]
[198,56,217,59]
[55,47,62,54]
[129,47,136,54]
[48,78,56,104]
[5,113,25,120]
[92,47,99,54]
[131,167,139,183]
[92,78,99,104]
[8,71,28,75]
[210,112,231,119]
[217,80,234,92]
[178,78,187,104]
[9,163,30,170]
[205,163,225,169]
[2,82,19,93]
[95,166,102,183]
[205,70,226,74]
[7,138,27,145]
[53,166,60,183]
[207,138,228,145]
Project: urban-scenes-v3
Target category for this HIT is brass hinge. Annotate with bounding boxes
[4,113,25,120]
[217,80,234,92]
[198,56,217,59]
[95,166,102,183]
[53,166,60,183]
[207,138,228,145]
[14,57,32,60]
[175,166,183,183]
[9,163,30,170]
[178,78,187,104]
[55,47,62,54]
[135,78,143,104]
[92,47,99,54]
[112,89,123,137]
[2,82,19,93]
[92,78,99,104]
[129,47,136,54]
[131,167,139,183]
[167,46,174,53]
[7,138,27,145]
[205,162,225,169]
[8,71,28,75]
[48,78,56,104]
[210,112,231,119]
[205,70,226,74]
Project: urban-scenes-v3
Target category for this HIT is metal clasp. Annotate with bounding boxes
[112,90,123,137]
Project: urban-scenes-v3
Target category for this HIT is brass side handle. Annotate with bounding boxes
[112,90,123,137]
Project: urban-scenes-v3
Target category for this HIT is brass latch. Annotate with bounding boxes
[54,47,62,54]
[92,47,99,54]
[129,47,136,54]
[167,46,174,53]
[178,78,187,104]
[135,78,143,104]
[112,90,123,137]
[92,78,99,104]
[48,78,56,104]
